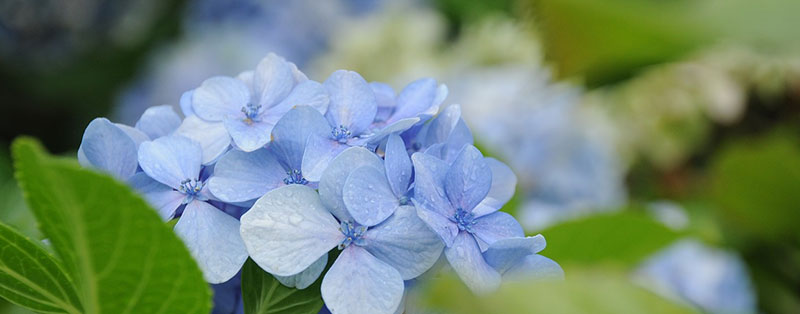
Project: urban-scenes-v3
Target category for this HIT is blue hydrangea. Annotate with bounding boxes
[79,52,562,314]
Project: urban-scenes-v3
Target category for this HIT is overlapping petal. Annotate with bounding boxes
[321,246,404,314]
[175,201,249,284]
[363,205,445,280]
[240,185,343,276]
[138,135,202,189]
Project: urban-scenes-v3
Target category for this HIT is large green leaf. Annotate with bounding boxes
[0,221,81,314]
[11,138,211,314]
[710,133,800,243]
[527,0,800,85]
[241,258,325,314]
[538,211,681,267]
[422,269,696,314]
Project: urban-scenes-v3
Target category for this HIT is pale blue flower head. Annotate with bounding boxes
[241,147,444,314]
[134,135,248,284]
[188,53,328,154]
[412,144,560,293]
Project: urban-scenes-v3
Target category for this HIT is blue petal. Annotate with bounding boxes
[472,211,525,251]
[445,145,492,212]
[414,204,459,248]
[174,116,231,165]
[128,173,184,220]
[208,149,286,203]
[472,158,517,218]
[318,147,383,222]
[384,134,412,198]
[420,105,461,147]
[483,235,546,274]
[193,76,250,121]
[271,106,330,171]
[115,124,150,147]
[363,205,445,280]
[411,152,453,218]
[370,82,396,122]
[270,80,330,115]
[343,166,398,227]
[175,201,249,284]
[78,118,138,180]
[240,185,343,276]
[440,119,475,163]
[301,134,347,183]
[388,78,438,124]
[138,136,203,189]
[274,254,327,289]
[365,118,419,145]
[444,232,501,294]
[321,246,404,314]
[323,70,377,136]
[253,53,294,108]
[180,89,195,117]
[135,105,181,139]
[503,254,564,281]
[223,118,274,152]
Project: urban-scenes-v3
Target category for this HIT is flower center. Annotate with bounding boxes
[450,208,476,233]
[283,169,308,185]
[241,103,262,125]
[337,221,367,250]
[398,195,410,206]
[331,125,352,143]
[178,178,206,203]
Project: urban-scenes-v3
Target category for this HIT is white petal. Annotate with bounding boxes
[175,115,231,164]
[193,76,250,121]
[253,53,294,108]
[274,254,327,289]
[240,185,343,276]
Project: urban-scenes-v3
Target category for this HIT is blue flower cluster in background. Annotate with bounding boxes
[78,53,562,314]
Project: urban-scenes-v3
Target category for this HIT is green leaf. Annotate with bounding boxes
[538,211,680,267]
[527,0,800,86]
[710,133,800,242]
[11,138,211,314]
[241,258,325,314]
[0,221,81,314]
[422,269,696,314]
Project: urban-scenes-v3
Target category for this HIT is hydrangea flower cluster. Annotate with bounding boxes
[78,53,562,314]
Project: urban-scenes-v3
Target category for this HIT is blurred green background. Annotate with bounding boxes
[1,0,799,313]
